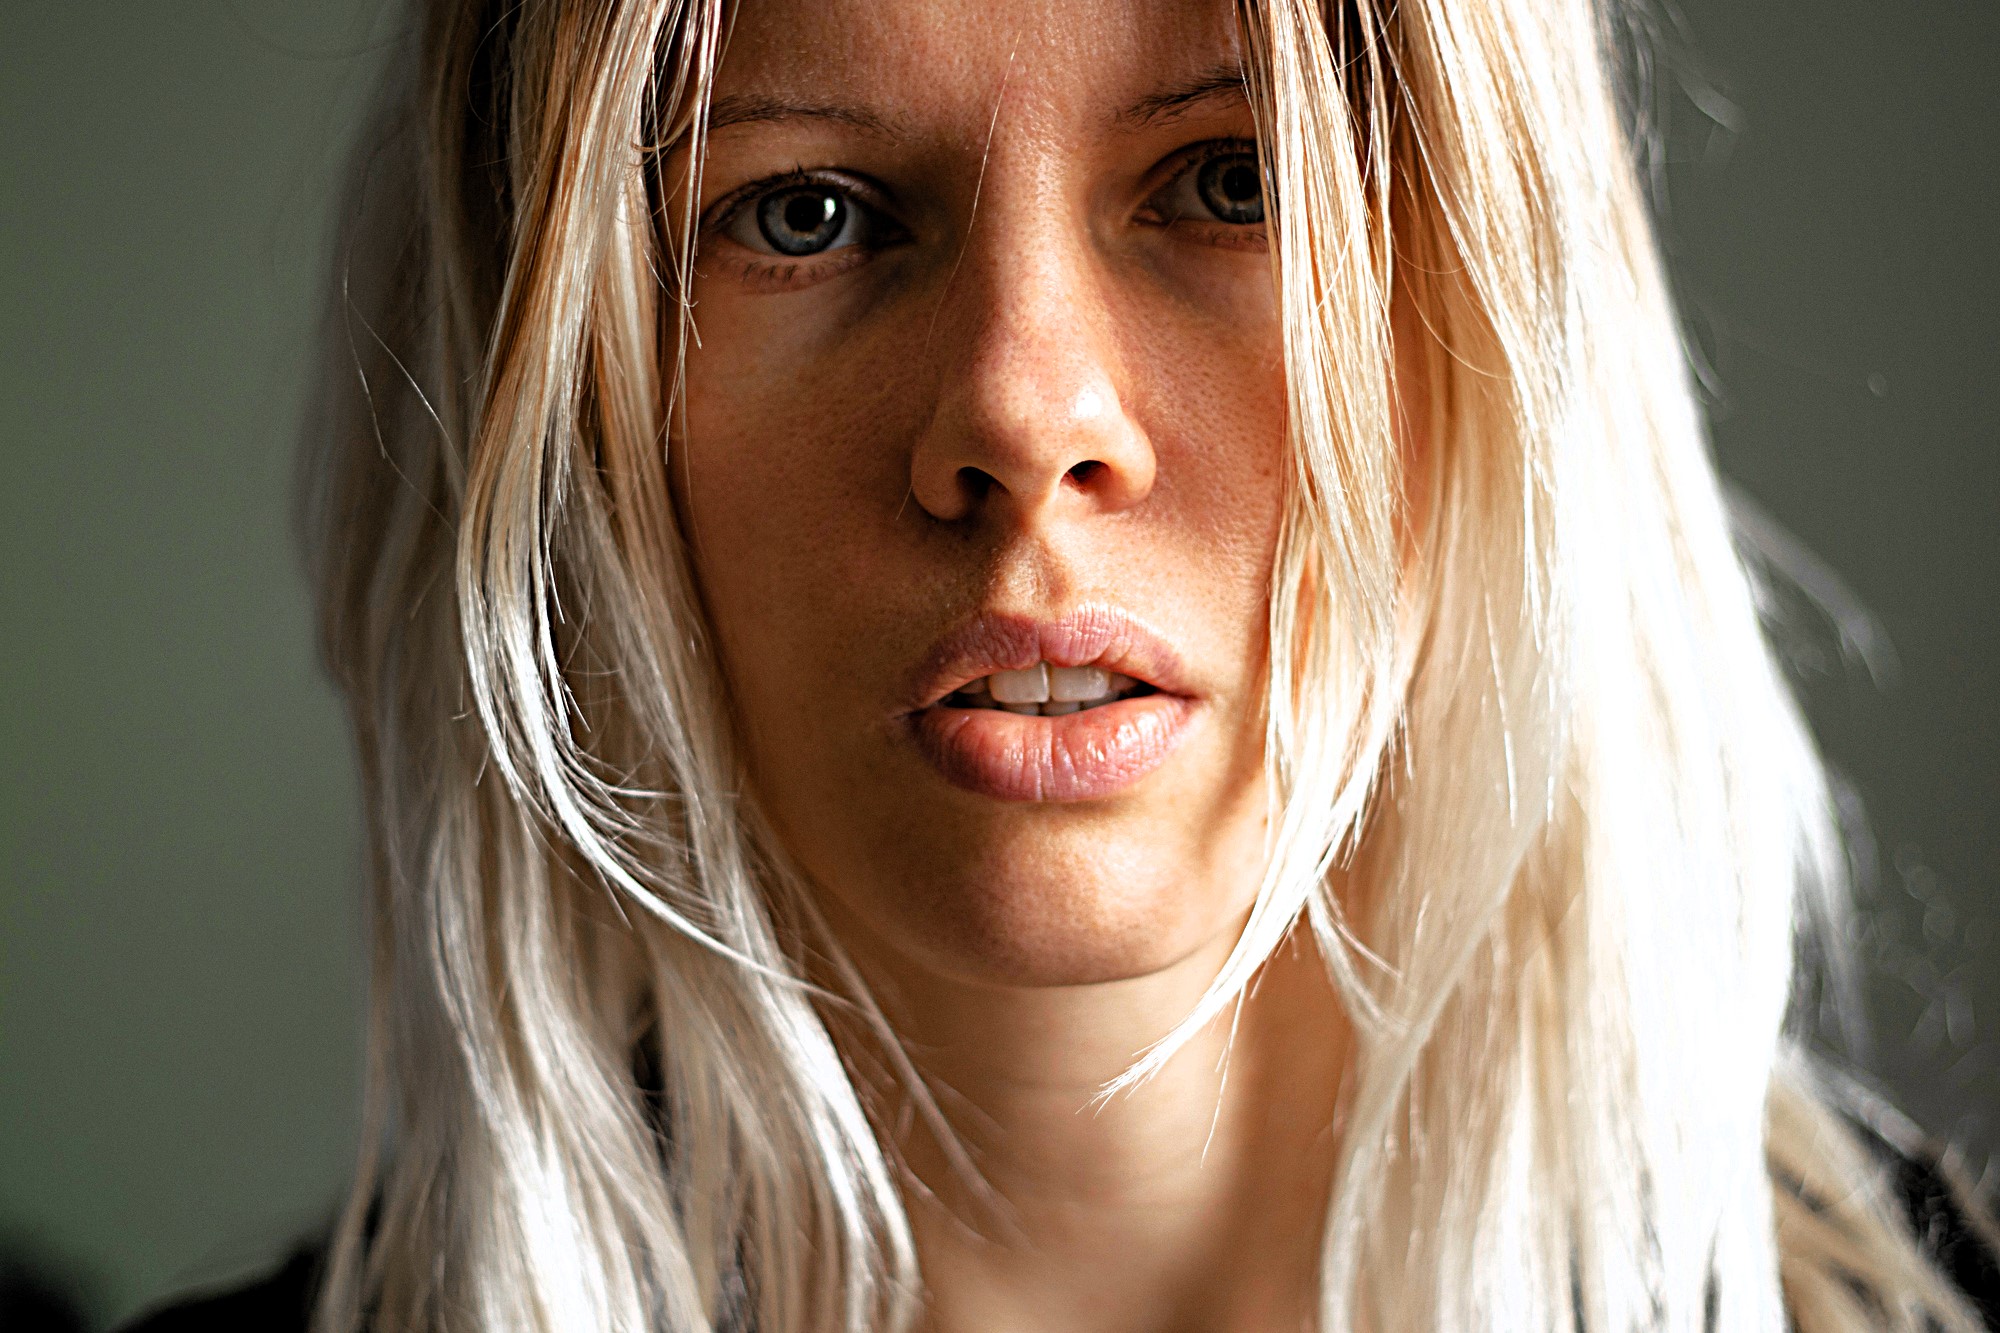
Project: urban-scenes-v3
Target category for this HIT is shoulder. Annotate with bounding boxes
[117,1243,321,1333]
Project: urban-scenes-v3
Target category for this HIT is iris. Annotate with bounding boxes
[756,186,848,255]
[1197,153,1263,224]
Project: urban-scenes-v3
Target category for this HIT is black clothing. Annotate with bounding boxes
[120,1244,320,1333]
[120,1145,1999,1332]
[1893,1145,2000,1328]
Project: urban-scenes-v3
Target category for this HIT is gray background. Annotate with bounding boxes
[2,2,1993,1325]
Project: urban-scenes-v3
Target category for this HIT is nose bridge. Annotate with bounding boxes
[952,198,1113,434]
[910,183,1153,524]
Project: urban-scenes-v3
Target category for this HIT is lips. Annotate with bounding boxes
[901,607,1197,802]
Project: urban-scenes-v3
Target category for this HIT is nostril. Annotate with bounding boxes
[957,466,997,501]
[1066,460,1106,487]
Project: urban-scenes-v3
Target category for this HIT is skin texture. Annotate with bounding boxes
[679,0,1283,991]
[669,0,1409,1326]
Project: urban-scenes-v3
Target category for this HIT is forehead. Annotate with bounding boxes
[711,0,1245,138]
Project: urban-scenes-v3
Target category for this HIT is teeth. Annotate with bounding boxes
[988,663,1050,704]
[1048,665,1110,702]
[947,661,1149,716]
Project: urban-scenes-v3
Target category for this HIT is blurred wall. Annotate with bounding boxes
[1656,0,2000,1160]
[1,1,1994,1325]
[2,4,386,1324]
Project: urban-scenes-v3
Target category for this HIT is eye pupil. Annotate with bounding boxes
[759,187,847,256]
[1197,154,1265,225]
[783,192,833,234]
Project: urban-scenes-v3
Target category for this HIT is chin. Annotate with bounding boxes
[807,796,1267,992]
[747,654,1273,995]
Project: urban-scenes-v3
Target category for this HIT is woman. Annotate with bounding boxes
[131,0,1997,1329]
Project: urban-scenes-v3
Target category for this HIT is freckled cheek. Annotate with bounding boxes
[1137,317,1289,586]
[673,323,920,709]
[679,296,922,527]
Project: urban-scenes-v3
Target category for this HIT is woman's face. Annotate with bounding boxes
[676,0,1288,988]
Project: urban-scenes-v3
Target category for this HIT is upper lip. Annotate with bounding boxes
[902,606,1194,713]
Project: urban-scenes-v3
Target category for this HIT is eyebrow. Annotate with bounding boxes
[1113,63,1251,128]
[705,93,898,137]
[703,64,1252,140]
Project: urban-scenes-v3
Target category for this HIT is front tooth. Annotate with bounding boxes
[988,663,1050,704]
[1048,665,1110,702]
[999,701,1040,715]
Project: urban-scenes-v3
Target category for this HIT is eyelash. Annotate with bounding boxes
[698,138,1266,288]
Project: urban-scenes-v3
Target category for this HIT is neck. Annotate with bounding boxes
[849,926,1347,1333]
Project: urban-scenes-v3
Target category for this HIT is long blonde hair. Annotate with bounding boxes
[304,0,1986,1328]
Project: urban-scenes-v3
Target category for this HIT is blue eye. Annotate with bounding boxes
[1152,147,1266,227]
[720,177,897,259]
[1196,153,1264,224]
[756,185,850,255]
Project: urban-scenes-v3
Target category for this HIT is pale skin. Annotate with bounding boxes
[672,0,1420,1328]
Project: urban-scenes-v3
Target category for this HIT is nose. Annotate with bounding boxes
[908,231,1156,526]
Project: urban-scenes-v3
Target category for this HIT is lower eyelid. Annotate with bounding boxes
[1189,224,1268,252]
[713,244,878,291]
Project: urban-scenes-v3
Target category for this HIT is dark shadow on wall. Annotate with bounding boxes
[0,1236,98,1333]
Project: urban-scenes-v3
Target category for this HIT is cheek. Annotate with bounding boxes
[675,308,899,546]
[1132,278,1289,618]
[671,306,918,678]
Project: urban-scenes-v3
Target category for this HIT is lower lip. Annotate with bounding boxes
[907,694,1196,802]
